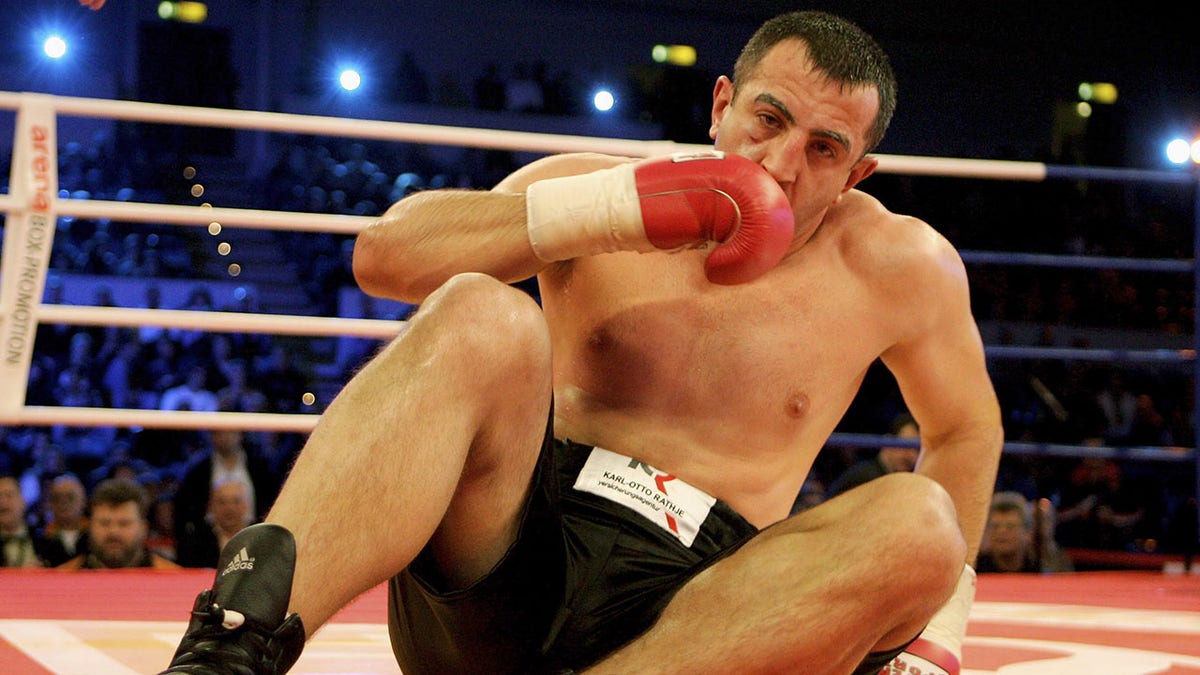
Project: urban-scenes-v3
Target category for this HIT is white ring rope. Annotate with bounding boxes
[53,199,372,235]
[0,91,686,161]
[13,406,321,433]
[35,305,404,339]
[0,91,1049,181]
[0,91,1186,433]
[0,187,371,236]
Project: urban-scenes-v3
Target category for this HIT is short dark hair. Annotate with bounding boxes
[91,478,148,519]
[990,491,1033,530]
[733,11,897,154]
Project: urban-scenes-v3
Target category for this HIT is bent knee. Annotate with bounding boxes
[426,272,539,318]
[872,473,966,583]
[416,273,550,354]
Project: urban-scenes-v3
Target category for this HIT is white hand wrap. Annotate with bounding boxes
[885,565,975,675]
[524,163,656,262]
[923,563,976,662]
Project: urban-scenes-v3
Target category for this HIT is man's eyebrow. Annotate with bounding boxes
[814,129,852,154]
[754,92,853,154]
[755,93,795,124]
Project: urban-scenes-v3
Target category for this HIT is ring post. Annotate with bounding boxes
[0,94,58,422]
[1193,173,1200,558]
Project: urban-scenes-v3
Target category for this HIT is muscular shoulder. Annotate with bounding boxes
[493,152,633,192]
[831,190,960,273]
[831,190,970,328]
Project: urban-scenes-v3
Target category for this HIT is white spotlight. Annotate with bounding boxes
[592,89,615,112]
[1165,138,1191,165]
[43,36,68,59]
[339,69,362,92]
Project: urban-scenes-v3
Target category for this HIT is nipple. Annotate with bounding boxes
[587,326,612,351]
[786,392,809,418]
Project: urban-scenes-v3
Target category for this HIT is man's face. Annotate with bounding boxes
[211,429,243,455]
[0,478,25,533]
[49,479,85,524]
[89,501,147,568]
[986,510,1030,556]
[880,421,920,472]
[709,39,880,238]
[209,481,250,533]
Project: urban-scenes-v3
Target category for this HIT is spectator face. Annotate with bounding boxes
[211,429,243,455]
[880,421,920,472]
[89,501,148,568]
[153,498,174,535]
[49,477,86,525]
[209,481,251,533]
[985,510,1030,558]
[0,478,26,535]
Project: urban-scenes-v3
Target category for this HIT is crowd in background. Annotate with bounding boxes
[0,63,1197,570]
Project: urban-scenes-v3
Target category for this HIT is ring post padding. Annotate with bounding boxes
[1193,174,1200,546]
[0,94,58,421]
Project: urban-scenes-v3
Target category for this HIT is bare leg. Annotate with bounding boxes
[266,273,553,631]
[585,472,966,675]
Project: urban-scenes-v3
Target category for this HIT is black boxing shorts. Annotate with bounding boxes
[387,418,909,674]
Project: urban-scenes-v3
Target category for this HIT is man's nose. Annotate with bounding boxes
[758,140,802,187]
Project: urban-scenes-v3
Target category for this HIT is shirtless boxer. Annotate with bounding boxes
[161,11,1002,675]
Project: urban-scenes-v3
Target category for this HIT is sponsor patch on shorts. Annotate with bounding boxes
[572,447,716,547]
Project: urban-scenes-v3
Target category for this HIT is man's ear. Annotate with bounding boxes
[709,76,735,141]
[843,155,879,193]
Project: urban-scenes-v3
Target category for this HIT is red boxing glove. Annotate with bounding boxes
[525,151,794,284]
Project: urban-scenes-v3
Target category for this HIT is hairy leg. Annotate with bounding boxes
[586,472,966,675]
[266,273,553,631]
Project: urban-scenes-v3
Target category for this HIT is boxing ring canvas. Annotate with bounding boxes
[0,568,1198,674]
[1,92,1199,674]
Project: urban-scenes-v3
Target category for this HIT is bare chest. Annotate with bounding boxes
[543,251,892,451]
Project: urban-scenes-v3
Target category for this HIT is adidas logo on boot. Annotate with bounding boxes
[222,546,256,576]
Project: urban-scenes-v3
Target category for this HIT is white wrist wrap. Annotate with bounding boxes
[525,163,655,262]
[921,564,976,661]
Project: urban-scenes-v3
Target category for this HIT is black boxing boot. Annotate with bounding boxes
[160,523,306,674]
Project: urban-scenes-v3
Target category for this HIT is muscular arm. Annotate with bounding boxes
[352,153,627,303]
[879,224,1003,564]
